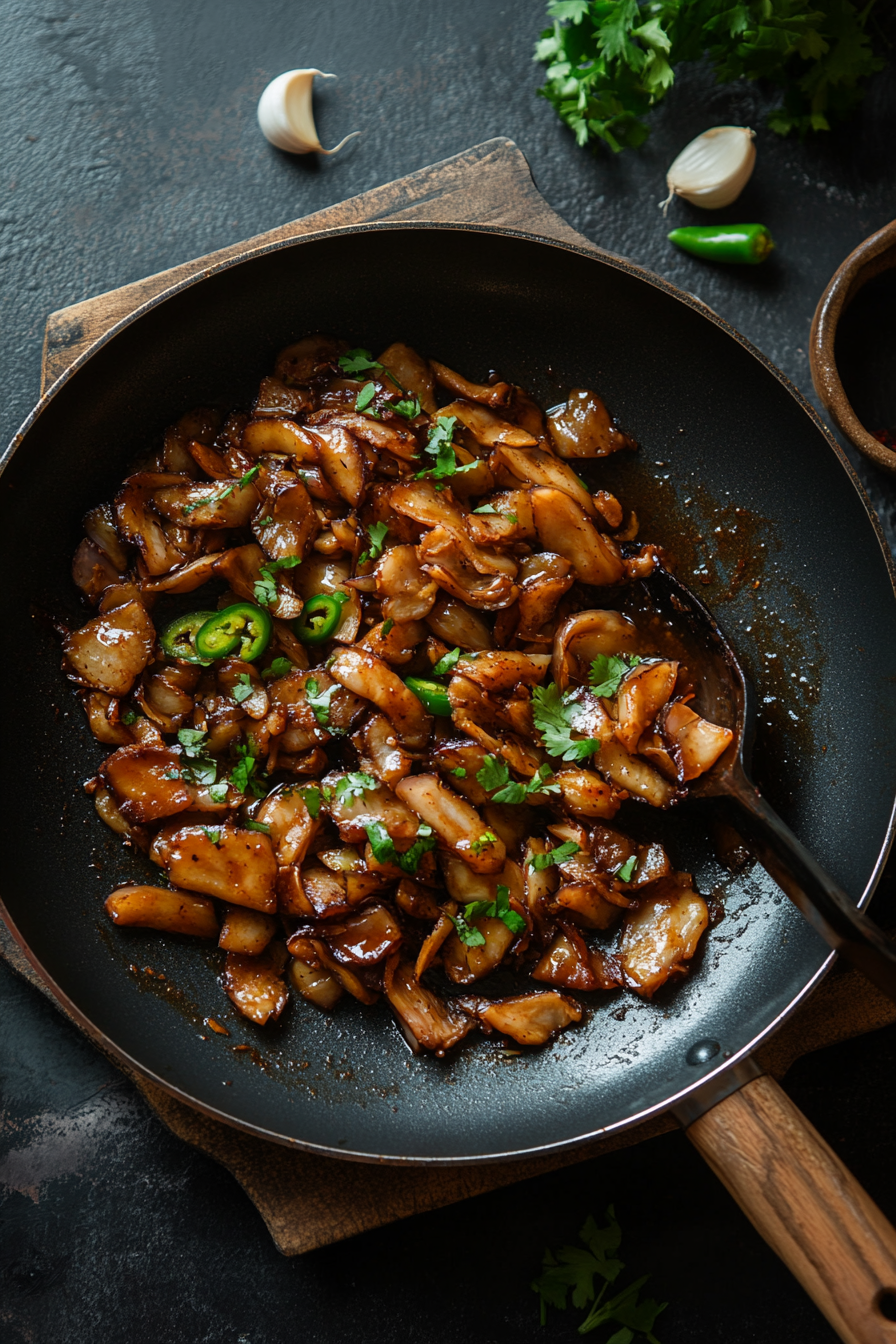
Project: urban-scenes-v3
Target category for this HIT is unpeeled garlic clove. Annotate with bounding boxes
[661,126,756,213]
[257,69,360,155]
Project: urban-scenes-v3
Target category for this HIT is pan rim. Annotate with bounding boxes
[3,219,895,1165]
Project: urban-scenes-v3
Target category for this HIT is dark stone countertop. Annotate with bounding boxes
[2,3,895,1341]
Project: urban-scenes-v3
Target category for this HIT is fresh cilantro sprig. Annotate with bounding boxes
[450,883,526,947]
[616,855,637,883]
[528,840,581,870]
[365,820,436,875]
[414,415,478,484]
[358,520,389,567]
[532,1205,666,1341]
[182,465,259,516]
[476,756,559,804]
[392,394,422,419]
[231,673,254,704]
[176,728,219,789]
[262,657,293,680]
[231,743,267,798]
[590,653,642,698]
[472,503,519,522]
[535,0,884,154]
[254,554,301,607]
[532,683,601,763]
[334,772,377,804]
[338,347,403,390]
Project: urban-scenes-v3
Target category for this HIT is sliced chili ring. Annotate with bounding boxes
[405,676,451,717]
[195,603,273,662]
[293,592,349,645]
[159,610,218,665]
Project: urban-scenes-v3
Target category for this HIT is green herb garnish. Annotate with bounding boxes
[432,646,461,676]
[364,819,436,875]
[245,820,271,834]
[451,883,526,947]
[381,618,394,637]
[589,653,642,698]
[201,828,223,846]
[232,673,254,704]
[262,657,293,680]
[182,465,259,516]
[207,782,229,804]
[616,855,637,883]
[305,677,337,728]
[355,381,377,412]
[359,520,389,566]
[470,830,499,857]
[334,772,377,804]
[392,395,421,419]
[302,784,322,819]
[121,709,139,725]
[231,743,266,798]
[451,767,467,778]
[532,683,601,763]
[528,840,581,870]
[254,554,302,608]
[476,756,559,804]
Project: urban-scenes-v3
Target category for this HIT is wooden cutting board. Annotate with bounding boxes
[14,136,895,1256]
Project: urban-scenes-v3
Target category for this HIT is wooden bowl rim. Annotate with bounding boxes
[809,217,896,473]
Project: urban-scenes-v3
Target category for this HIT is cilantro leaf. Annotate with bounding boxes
[364,819,436,874]
[121,709,140,725]
[366,520,389,560]
[528,840,581,870]
[392,395,421,419]
[414,415,471,481]
[253,553,302,608]
[472,503,498,514]
[615,855,637,883]
[207,782,229,804]
[590,653,641,698]
[531,683,601,763]
[381,618,394,637]
[232,673,254,704]
[245,819,271,834]
[477,754,512,793]
[450,911,487,947]
[256,515,274,527]
[305,677,337,728]
[334,772,377,804]
[470,830,499,857]
[451,766,467,778]
[182,464,259,516]
[433,646,461,677]
[201,828,222,846]
[338,348,382,376]
[177,727,207,757]
[457,885,524,939]
[231,743,266,797]
[302,784,322,819]
[355,381,377,412]
[262,657,293,679]
[476,755,559,805]
[532,1206,632,1328]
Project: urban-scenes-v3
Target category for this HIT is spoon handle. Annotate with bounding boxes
[721,767,896,1001]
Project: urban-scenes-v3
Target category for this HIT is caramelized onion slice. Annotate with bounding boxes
[459,991,582,1045]
[619,876,708,997]
[384,958,476,1055]
[105,885,219,938]
[395,774,506,874]
[530,488,625,587]
[547,389,636,459]
[223,943,289,1025]
[615,661,678,753]
[661,701,734,781]
[329,647,433,749]
[152,824,278,912]
[219,905,277,955]
[63,599,155,698]
[289,957,343,1009]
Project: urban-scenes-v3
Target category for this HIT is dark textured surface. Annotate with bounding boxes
[2,1,896,1339]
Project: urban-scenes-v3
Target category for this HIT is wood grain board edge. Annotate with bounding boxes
[41,137,598,393]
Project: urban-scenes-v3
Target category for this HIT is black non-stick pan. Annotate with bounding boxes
[3,224,896,1337]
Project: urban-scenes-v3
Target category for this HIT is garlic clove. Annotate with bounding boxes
[661,126,756,213]
[257,69,360,155]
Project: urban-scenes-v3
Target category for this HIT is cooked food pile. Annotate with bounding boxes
[65,336,733,1054]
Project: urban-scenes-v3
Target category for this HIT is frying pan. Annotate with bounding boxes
[3,223,896,1338]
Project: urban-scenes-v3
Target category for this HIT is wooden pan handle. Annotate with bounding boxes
[687,1074,896,1343]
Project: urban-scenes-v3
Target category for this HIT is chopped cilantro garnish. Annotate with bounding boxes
[232,673,254,704]
[207,782,229,804]
[392,395,421,419]
[365,819,436,874]
[201,828,222,846]
[365,521,389,563]
[254,554,302,608]
[245,820,271,834]
[381,618,394,637]
[162,768,181,780]
[231,744,266,798]
[182,464,260,516]
[302,784,322,819]
[528,840,581,871]
[476,756,558,805]
[451,883,525,946]
[338,348,382,376]
[616,855,637,883]
[414,415,476,482]
[334,772,377,804]
[121,709,139,725]
[305,677,337,728]
[177,728,207,757]
[451,767,467,778]
[590,653,643,698]
[472,503,498,514]
[532,683,601,763]
[256,515,274,527]
[470,830,499,857]
[355,381,377,412]
[262,657,293,680]
[432,646,461,676]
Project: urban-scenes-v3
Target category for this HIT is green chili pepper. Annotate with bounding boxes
[195,603,273,662]
[293,592,349,645]
[667,223,775,265]
[405,676,452,717]
[159,610,217,664]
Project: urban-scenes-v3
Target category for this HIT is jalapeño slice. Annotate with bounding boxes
[195,603,273,662]
[405,676,451,717]
[159,610,218,665]
[293,592,349,645]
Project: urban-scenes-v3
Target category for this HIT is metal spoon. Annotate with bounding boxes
[637,563,896,1001]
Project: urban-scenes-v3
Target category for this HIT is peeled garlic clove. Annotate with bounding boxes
[661,126,756,213]
[257,69,360,155]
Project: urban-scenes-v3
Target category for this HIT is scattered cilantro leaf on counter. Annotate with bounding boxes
[262,657,293,680]
[590,653,641,698]
[201,828,222,846]
[433,646,461,676]
[470,830,499,857]
[615,855,637,883]
[254,554,302,608]
[532,683,601,762]
[245,820,271,834]
[392,395,421,419]
[528,840,581,870]
[533,1205,665,1337]
[355,381,377,412]
[305,677,337,728]
[381,618,394,637]
[232,674,254,704]
[364,819,436,874]
[535,0,883,153]
[334,772,377,804]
